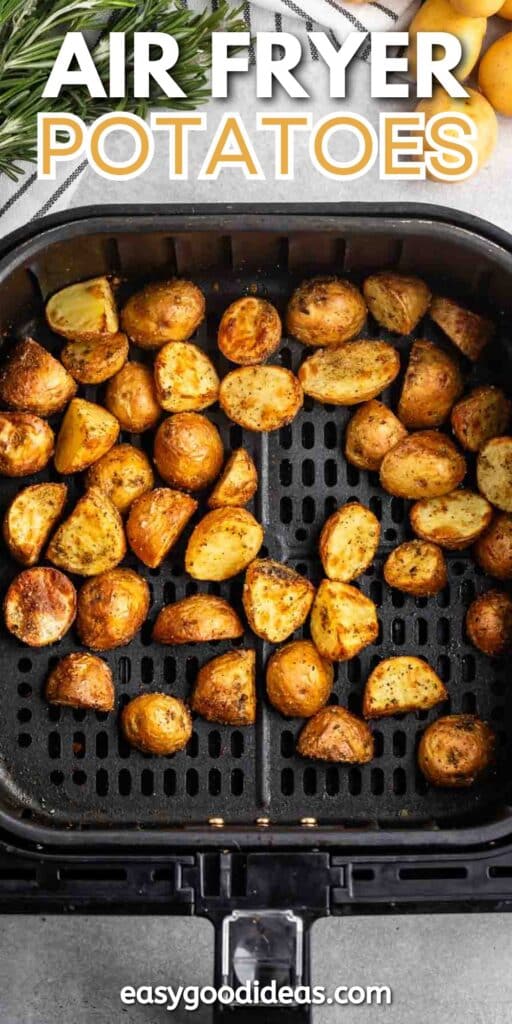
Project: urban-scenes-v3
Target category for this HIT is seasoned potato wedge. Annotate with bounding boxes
[418,715,495,787]
[76,568,149,650]
[363,656,447,719]
[298,340,400,406]
[85,444,154,515]
[122,693,192,755]
[191,649,256,726]
[398,340,463,429]
[477,437,512,512]
[287,277,367,347]
[451,386,511,452]
[363,272,431,334]
[345,400,407,472]
[0,412,54,477]
[47,486,126,576]
[384,540,447,596]
[0,337,76,416]
[60,332,128,384]
[154,341,219,412]
[319,503,380,582]
[219,366,303,432]
[466,590,512,655]
[380,431,466,499]
[185,507,264,581]
[121,279,205,348]
[243,559,315,643]
[266,640,333,718]
[310,580,379,662]
[218,297,281,365]
[474,513,512,580]
[46,652,114,711]
[105,361,161,433]
[297,706,374,764]
[153,594,243,644]
[430,295,494,361]
[46,276,118,341]
[410,489,492,550]
[3,482,67,566]
[126,487,197,568]
[208,449,258,509]
[54,398,120,474]
[154,412,224,491]
[4,567,76,646]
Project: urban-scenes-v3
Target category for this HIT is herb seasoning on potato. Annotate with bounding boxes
[218,296,281,364]
[122,693,192,756]
[192,649,256,726]
[46,653,114,712]
[297,706,374,764]
[418,715,495,788]
[287,277,366,347]
[243,559,315,643]
[266,640,333,718]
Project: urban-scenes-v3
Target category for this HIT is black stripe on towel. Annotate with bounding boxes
[31,159,88,221]
[0,170,38,220]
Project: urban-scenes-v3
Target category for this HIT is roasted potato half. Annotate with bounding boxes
[3,482,67,566]
[54,398,120,475]
[474,513,512,580]
[60,332,129,384]
[208,448,258,509]
[319,503,380,582]
[153,594,243,645]
[154,341,219,412]
[0,412,54,477]
[380,431,466,499]
[418,715,495,787]
[243,559,315,643]
[121,279,205,348]
[126,487,197,568]
[477,437,512,512]
[410,489,493,550]
[451,386,511,452]
[362,656,447,719]
[218,297,281,365]
[46,276,119,342]
[310,580,379,662]
[0,337,76,416]
[398,340,463,429]
[297,706,374,764]
[191,649,256,726]
[185,507,264,582]
[430,296,494,361]
[85,444,154,516]
[466,590,512,656]
[121,693,192,755]
[77,568,150,650]
[219,366,303,432]
[154,412,224,491]
[363,272,431,334]
[298,341,400,406]
[105,361,161,433]
[286,277,367,348]
[46,652,114,711]
[266,640,333,718]
[4,567,76,647]
[344,400,407,472]
[383,540,447,596]
[47,487,126,576]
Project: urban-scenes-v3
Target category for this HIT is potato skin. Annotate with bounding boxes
[0,412,54,477]
[105,362,161,433]
[191,650,256,726]
[46,276,119,342]
[363,272,431,334]
[474,513,512,580]
[345,400,407,472]
[85,444,154,515]
[46,652,114,711]
[0,338,76,416]
[477,437,512,512]
[154,341,219,412]
[418,715,495,787]
[266,640,333,718]
[451,386,511,452]
[121,693,192,755]
[54,398,120,475]
[121,279,205,348]
[466,590,512,656]
[298,341,400,406]
[310,580,379,662]
[219,366,303,432]
[153,594,243,644]
[384,540,447,596]
[398,340,463,429]
[362,656,447,718]
[242,559,315,643]
[154,412,224,491]
[46,487,126,577]
[218,297,281,365]
[319,503,380,582]
[61,333,129,385]
[410,489,493,550]
[76,568,150,650]
[185,507,264,582]
[126,488,197,568]
[297,706,374,764]
[3,482,67,566]
[4,567,76,647]
[380,431,466,499]
[430,296,494,361]
[287,277,366,347]
[208,449,258,509]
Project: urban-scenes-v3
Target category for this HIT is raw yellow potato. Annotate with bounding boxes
[46,653,114,711]
[3,482,67,566]
[154,412,224,491]
[154,341,219,412]
[474,513,512,579]
[297,706,374,763]
[477,436,512,511]
[384,540,447,596]
[398,340,463,429]
[54,398,119,474]
[185,507,264,581]
[287,277,367,347]
[121,279,205,348]
[46,276,118,341]
[416,87,498,177]
[153,594,243,644]
[219,366,303,432]
[242,559,315,643]
[61,333,129,384]
[319,503,380,582]
[466,589,512,655]
[0,412,54,477]
[418,715,495,787]
[218,297,282,365]
[76,568,150,650]
[266,640,333,718]
[430,296,494,361]
[191,650,256,726]
[46,486,126,577]
[85,444,154,515]
[122,693,192,755]
[380,431,466,499]
[410,489,493,550]
[4,567,76,647]
[299,340,400,406]
[126,488,197,568]
[363,656,447,719]
[498,0,512,17]
[208,448,258,509]
[479,33,512,116]
[0,337,76,416]
[452,386,511,452]
[310,580,379,662]
[105,362,161,433]
[407,0,486,81]
[344,400,407,472]
[363,272,431,334]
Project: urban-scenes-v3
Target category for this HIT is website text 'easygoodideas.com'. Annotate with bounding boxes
[120,981,393,1013]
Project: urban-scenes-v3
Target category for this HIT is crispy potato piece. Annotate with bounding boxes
[345,400,407,471]
[0,337,76,416]
[418,715,495,787]
[430,296,494,361]
[85,444,154,516]
[4,567,76,646]
[46,276,118,341]
[153,594,243,644]
[410,489,492,550]
[185,507,264,582]
[298,341,400,406]
[126,487,197,568]
[310,580,379,662]
[121,279,205,348]
[208,449,258,509]
[105,361,161,433]
[122,693,192,755]
[451,386,511,452]
[219,366,303,432]
[466,590,512,655]
[380,431,466,499]
[0,412,54,477]
[46,486,126,576]
[477,437,512,512]
[54,398,119,474]
[61,332,129,384]
[191,650,256,726]
[243,559,315,643]
[384,540,447,596]
[46,653,114,711]
[398,340,463,429]
[287,277,367,347]
[154,341,219,412]
[474,513,512,580]
[319,503,380,582]
[3,482,67,566]
[154,412,224,491]
[266,640,333,718]
[363,656,447,719]
[297,706,374,763]
[363,272,431,334]
[218,297,282,365]
[76,568,150,650]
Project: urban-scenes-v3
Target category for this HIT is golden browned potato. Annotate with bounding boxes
[126,488,197,568]
[363,272,431,334]
[398,340,463,429]
[121,279,205,348]
[185,508,264,582]
[76,568,150,650]
[154,341,219,412]
[85,444,154,516]
[60,333,129,384]
[418,715,495,787]
[466,590,512,655]
[3,482,67,567]
[297,706,374,763]
[474,513,512,580]
[477,437,512,512]
[121,693,192,755]
[266,640,333,718]
[54,398,119,474]
[105,362,161,433]
[242,559,315,643]
[298,341,400,406]
[153,594,243,644]
[154,412,224,491]
[46,276,119,342]
[344,400,407,472]
[219,366,303,432]
[362,656,447,719]
[430,296,494,361]
[4,567,76,646]
[208,449,258,509]
[191,649,256,726]
[287,277,366,347]
[45,652,114,711]
[410,490,493,550]
[319,503,380,582]
[218,297,282,365]
[310,580,379,662]
[380,431,466,499]
[0,337,76,416]
[383,540,447,596]
[451,386,511,452]
[0,412,54,477]
[46,487,126,577]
